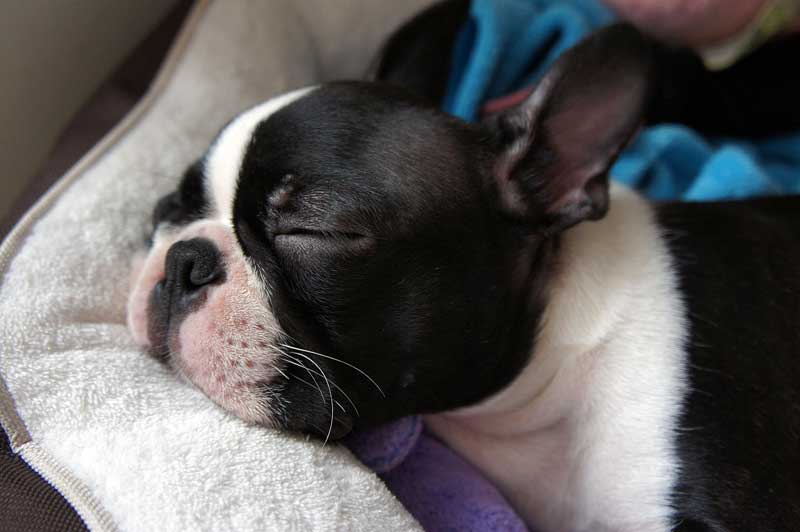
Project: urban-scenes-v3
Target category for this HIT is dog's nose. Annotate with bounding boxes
[164,238,225,302]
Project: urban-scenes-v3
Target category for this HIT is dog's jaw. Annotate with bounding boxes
[172,221,286,425]
[127,220,286,426]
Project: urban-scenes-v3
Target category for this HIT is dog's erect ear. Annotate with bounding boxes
[366,0,470,105]
[485,24,653,234]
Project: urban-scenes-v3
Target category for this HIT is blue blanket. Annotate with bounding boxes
[444,0,800,201]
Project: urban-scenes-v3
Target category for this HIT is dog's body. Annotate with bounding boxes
[128,14,800,532]
[429,183,690,531]
[428,191,800,531]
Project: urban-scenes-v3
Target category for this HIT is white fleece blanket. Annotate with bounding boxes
[0,1,432,530]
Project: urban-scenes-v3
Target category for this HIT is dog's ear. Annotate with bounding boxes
[366,0,470,105]
[484,24,653,235]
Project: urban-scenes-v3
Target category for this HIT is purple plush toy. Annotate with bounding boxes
[347,416,528,532]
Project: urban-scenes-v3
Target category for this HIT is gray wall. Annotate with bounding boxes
[0,0,179,227]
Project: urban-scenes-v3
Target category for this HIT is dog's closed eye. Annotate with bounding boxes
[273,229,374,260]
[274,228,367,240]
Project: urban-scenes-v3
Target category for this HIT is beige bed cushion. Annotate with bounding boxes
[0,1,433,530]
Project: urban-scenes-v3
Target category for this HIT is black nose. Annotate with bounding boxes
[163,238,225,303]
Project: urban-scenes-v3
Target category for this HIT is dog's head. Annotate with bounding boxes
[127,25,652,440]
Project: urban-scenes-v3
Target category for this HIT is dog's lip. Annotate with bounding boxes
[146,279,172,359]
[149,276,214,351]
[153,278,165,298]
[156,274,212,314]
[153,278,169,320]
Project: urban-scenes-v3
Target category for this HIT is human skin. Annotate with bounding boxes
[603,0,771,47]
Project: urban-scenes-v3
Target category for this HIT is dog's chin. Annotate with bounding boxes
[127,219,290,427]
[141,309,357,439]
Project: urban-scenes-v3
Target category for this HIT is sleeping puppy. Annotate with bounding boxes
[127,22,800,532]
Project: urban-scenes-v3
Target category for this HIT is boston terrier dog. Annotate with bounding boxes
[127,19,800,532]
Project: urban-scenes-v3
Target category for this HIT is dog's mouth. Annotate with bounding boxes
[127,219,289,426]
[144,279,175,361]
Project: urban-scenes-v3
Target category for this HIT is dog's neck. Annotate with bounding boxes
[426,183,668,432]
[425,183,687,531]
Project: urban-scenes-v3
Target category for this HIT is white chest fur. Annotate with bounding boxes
[426,184,688,532]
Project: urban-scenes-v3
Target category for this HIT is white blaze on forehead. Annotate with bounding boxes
[204,86,317,224]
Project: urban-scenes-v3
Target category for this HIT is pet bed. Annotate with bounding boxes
[7,0,800,530]
[0,0,432,530]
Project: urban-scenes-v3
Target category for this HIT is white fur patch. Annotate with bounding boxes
[127,87,317,427]
[204,86,317,225]
[426,183,688,532]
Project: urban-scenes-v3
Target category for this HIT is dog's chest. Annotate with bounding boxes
[427,340,682,532]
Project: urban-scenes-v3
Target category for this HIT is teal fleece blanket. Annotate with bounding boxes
[444,0,800,201]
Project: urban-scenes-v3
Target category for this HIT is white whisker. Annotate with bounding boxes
[278,352,360,417]
[277,347,335,445]
[279,343,385,397]
[277,350,326,403]
[334,400,347,414]
[273,365,290,381]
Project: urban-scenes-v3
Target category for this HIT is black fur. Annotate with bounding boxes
[231,82,550,429]
[369,0,470,105]
[658,198,800,531]
[150,160,208,240]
